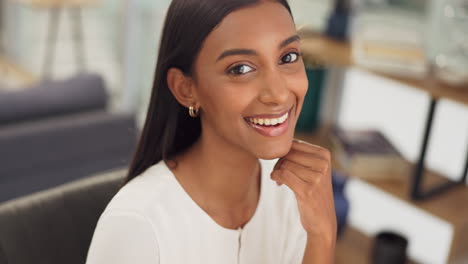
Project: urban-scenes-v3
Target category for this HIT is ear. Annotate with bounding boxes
[167,67,198,109]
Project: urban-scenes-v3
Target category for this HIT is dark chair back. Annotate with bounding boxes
[0,169,125,264]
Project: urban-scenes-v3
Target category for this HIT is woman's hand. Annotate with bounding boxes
[271,139,337,240]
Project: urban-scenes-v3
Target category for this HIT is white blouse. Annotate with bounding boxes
[86,159,307,264]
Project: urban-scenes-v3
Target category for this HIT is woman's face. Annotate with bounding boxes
[192,1,308,159]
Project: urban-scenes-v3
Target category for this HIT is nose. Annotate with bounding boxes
[258,68,289,106]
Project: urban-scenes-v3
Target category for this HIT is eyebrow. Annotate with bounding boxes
[216,34,301,62]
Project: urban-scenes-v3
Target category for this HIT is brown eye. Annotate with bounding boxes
[228,64,255,75]
[280,52,300,64]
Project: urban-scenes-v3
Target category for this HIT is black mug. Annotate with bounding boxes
[371,231,408,264]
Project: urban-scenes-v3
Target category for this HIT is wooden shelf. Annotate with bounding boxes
[299,32,468,106]
[296,128,468,263]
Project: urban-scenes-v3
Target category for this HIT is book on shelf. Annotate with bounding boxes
[330,127,410,181]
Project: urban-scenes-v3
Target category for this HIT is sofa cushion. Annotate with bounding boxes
[0,110,138,202]
[0,73,108,125]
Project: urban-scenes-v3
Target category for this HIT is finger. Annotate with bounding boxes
[273,157,285,171]
[271,169,307,196]
[292,139,331,160]
[283,149,329,173]
[279,159,325,184]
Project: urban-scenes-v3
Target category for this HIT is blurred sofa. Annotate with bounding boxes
[0,73,138,203]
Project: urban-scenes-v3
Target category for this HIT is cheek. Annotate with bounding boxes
[289,70,309,112]
[198,83,254,124]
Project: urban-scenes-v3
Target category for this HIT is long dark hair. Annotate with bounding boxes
[124,0,292,185]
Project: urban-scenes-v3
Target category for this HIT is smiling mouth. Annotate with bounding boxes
[243,107,293,137]
[246,111,289,126]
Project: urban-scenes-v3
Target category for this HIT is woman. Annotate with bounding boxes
[86,0,336,263]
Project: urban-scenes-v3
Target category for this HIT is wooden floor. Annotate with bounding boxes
[336,227,371,264]
[336,227,418,264]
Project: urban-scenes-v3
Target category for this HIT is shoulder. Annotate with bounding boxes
[86,208,160,263]
[86,161,172,263]
[103,160,173,216]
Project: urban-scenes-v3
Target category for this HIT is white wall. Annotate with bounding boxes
[3,0,122,108]
[122,0,170,125]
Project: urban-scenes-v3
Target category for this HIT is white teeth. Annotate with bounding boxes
[247,112,289,126]
[278,116,284,124]
[280,113,288,123]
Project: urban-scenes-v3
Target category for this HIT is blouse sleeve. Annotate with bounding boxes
[86,209,160,264]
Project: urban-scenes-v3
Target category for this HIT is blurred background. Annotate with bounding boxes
[0,0,467,263]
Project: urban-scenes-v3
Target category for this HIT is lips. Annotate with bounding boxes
[244,107,292,137]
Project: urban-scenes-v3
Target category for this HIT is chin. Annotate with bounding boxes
[252,138,293,160]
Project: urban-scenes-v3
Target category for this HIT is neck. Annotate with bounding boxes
[173,128,261,210]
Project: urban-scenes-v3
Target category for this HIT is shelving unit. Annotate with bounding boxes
[298,32,468,201]
[296,127,468,263]
[299,32,468,106]
[297,33,468,263]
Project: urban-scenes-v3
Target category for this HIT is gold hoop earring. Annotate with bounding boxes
[189,106,199,118]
